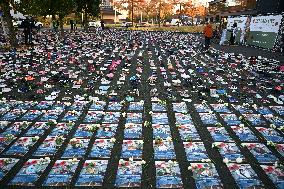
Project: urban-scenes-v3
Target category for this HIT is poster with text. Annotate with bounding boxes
[247,15,283,49]
[226,16,249,43]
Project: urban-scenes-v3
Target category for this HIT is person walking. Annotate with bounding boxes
[230,23,237,45]
[203,22,213,50]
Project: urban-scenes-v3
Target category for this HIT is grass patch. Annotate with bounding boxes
[122,25,205,33]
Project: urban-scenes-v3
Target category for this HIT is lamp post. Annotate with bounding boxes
[100,4,103,22]
[178,0,186,27]
[131,0,134,27]
[114,6,116,26]
[158,0,161,27]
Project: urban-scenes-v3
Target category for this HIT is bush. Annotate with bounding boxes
[123,25,205,33]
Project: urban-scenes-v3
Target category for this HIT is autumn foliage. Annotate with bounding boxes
[113,0,206,21]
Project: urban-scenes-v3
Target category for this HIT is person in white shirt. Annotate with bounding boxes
[219,24,227,45]
[240,28,245,44]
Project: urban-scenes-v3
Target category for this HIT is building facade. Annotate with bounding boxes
[207,0,284,22]
[101,0,121,24]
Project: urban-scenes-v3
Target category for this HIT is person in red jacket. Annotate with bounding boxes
[203,22,213,50]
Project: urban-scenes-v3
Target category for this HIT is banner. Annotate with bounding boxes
[249,15,282,32]
[247,15,283,49]
[227,16,248,31]
[226,16,249,43]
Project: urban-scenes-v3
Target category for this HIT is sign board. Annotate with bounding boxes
[249,15,282,32]
[226,16,248,31]
[226,16,249,43]
[247,15,283,49]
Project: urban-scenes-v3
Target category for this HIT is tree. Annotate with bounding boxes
[182,1,196,23]
[16,0,77,36]
[75,0,100,30]
[14,0,45,16]
[160,0,174,24]
[174,0,206,24]
[0,0,18,47]
[137,0,150,21]
[195,5,206,17]
[54,0,76,35]
[113,0,145,26]
[1,0,100,46]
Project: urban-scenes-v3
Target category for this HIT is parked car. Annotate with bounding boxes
[163,22,171,27]
[121,22,133,27]
[35,21,43,28]
[13,19,43,28]
[136,22,150,27]
[88,20,100,28]
[13,20,19,27]
[170,19,182,26]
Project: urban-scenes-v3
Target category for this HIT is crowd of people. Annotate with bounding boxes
[203,20,284,55]
[18,18,107,46]
[203,21,239,51]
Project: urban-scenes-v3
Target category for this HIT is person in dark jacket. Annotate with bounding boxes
[22,18,29,44]
[70,20,74,30]
[28,18,35,44]
[22,17,33,45]
[230,22,237,45]
[101,20,105,30]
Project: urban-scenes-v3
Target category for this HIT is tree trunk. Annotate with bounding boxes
[51,14,55,29]
[84,9,88,31]
[2,2,18,48]
[158,0,161,27]
[59,14,64,37]
[131,0,134,27]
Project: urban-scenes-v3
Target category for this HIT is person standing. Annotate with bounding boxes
[22,18,29,45]
[22,17,33,45]
[219,23,227,45]
[28,17,34,44]
[56,20,59,31]
[70,20,73,30]
[240,28,245,44]
[203,22,213,50]
[74,20,77,30]
[100,20,105,30]
[52,20,57,32]
[230,23,237,45]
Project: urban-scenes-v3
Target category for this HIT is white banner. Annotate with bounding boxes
[250,15,283,33]
[227,16,248,32]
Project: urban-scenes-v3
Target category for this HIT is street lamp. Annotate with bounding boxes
[158,0,161,27]
[99,4,104,22]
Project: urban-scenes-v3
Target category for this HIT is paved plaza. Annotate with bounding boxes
[0,30,283,188]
